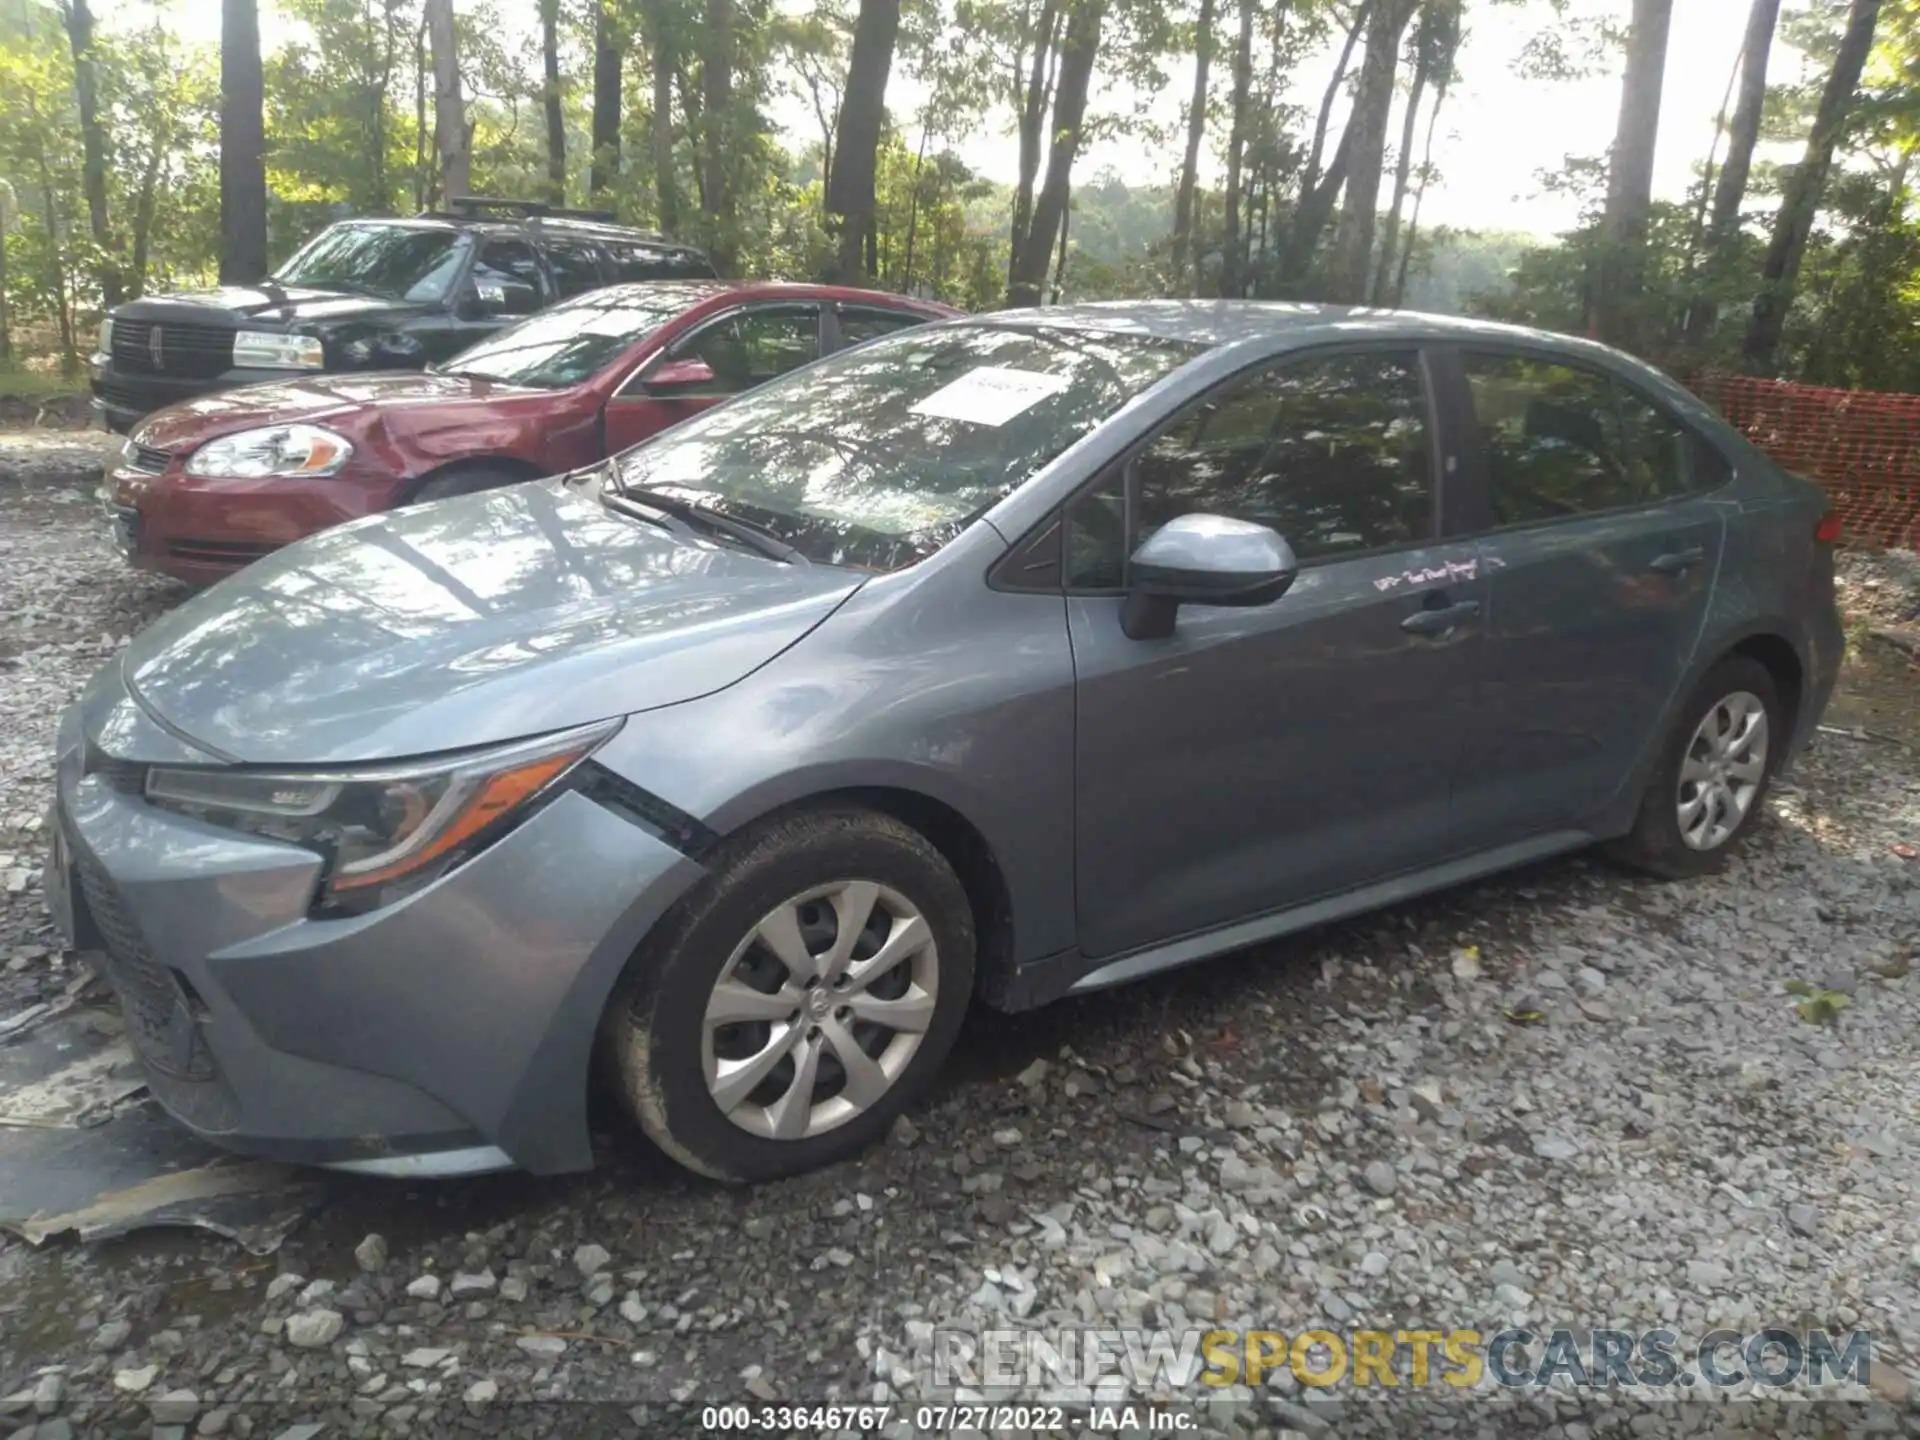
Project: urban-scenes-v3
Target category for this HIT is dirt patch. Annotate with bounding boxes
[1832,550,1920,749]
[0,394,96,431]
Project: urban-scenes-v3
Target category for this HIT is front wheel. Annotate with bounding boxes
[1610,655,1782,878]
[608,807,975,1181]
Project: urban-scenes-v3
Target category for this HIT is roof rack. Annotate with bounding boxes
[427,195,622,225]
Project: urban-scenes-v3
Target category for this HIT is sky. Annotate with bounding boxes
[105,0,1799,242]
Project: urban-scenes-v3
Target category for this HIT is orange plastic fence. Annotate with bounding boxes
[1691,370,1920,551]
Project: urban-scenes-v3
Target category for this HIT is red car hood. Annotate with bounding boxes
[130,371,545,452]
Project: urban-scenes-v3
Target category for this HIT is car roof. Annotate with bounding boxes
[324,213,707,258]
[570,279,958,312]
[966,299,1629,363]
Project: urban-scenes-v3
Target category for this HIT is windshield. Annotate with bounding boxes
[438,289,698,389]
[273,224,470,303]
[606,322,1202,572]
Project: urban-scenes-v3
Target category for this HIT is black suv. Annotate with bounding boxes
[90,198,717,432]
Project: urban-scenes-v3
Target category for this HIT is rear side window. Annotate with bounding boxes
[1461,352,1640,524]
[1617,387,1734,498]
[1462,351,1728,523]
[1132,350,1434,564]
[838,307,928,347]
[606,243,715,282]
[543,239,610,298]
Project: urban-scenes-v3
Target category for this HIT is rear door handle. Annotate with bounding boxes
[1401,600,1482,636]
[1648,546,1705,575]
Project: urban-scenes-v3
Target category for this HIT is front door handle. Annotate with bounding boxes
[1401,599,1482,636]
[1648,546,1705,575]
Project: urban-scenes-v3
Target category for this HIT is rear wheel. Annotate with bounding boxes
[1610,655,1781,878]
[409,463,530,504]
[608,807,975,1181]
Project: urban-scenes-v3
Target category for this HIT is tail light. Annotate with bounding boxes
[1814,513,1843,544]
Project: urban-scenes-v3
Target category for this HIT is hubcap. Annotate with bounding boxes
[1677,690,1769,851]
[701,880,939,1140]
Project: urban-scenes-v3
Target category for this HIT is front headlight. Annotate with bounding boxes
[96,318,114,354]
[234,330,325,369]
[144,720,621,914]
[184,424,354,479]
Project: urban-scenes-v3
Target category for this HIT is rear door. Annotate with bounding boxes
[1446,346,1732,843]
[1065,345,1489,959]
[602,303,826,454]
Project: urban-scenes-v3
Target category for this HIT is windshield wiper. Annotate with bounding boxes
[603,486,802,565]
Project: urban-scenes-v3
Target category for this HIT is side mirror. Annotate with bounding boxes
[465,278,538,317]
[1120,513,1299,641]
[643,356,717,391]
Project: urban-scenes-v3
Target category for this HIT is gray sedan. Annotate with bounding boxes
[46,303,1844,1182]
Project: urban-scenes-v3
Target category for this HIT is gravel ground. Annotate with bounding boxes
[1,440,1918,1439]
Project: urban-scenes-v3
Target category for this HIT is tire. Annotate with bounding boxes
[1609,655,1783,879]
[409,463,529,504]
[607,806,975,1182]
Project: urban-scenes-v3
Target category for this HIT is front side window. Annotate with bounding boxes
[273,224,471,303]
[1463,351,1644,524]
[437,289,698,388]
[472,240,545,312]
[1063,350,1434,588]
[662,307,823,395]
[605,321,1202,572]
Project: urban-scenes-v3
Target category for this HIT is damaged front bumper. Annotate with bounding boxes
[47,667,705,1177]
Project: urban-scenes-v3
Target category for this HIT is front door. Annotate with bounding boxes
[1445,348,1731,843]
[602,303,825,455]
[1067,347,1488,960]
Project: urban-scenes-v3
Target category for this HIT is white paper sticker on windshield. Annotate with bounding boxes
[910,367,1071,427]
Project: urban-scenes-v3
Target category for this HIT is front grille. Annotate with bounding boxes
[112,319,235,378]
[124,443,171,475]
[168,538,280,568]
[71,848,217,1081]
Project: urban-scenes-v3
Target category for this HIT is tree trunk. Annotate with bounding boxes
[1007,0,1103,307]
[1169,0,1215,293]
[1279,116,1356,282]
[542,0,566,202]
[1326,0,1416,304]
[0,213,11,364]
[699,0,736,268]
[1743,0,1881,371]
[1218,0,1255,297]
[424,0,470,201]
[1391,73,1446,307]
[219,0,269,283]
[1008,0,1062,289]
[1050,195,1071,301]
[826,0,901,282]
[128,126,169,298]
[901,112,933,289]
[1300,0,1369,203]
[1588,0,1674,350]
[62,0,120,307]
[590,0,622,199]
[1371,44,1430,305]
[646,2,681,233]
[414,14,429,208]
[1682,0,1780,345]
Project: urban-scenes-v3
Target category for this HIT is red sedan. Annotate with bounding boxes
[104,281,960,585]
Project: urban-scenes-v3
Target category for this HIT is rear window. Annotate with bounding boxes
[437,288,698,388]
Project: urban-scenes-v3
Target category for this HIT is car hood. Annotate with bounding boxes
[131,372,541,452]
[115,284,422,329]
[117,479,863,765]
